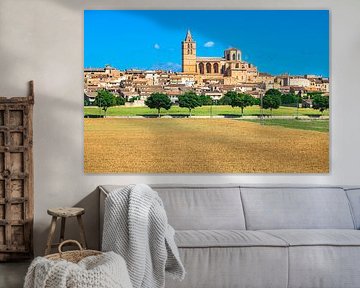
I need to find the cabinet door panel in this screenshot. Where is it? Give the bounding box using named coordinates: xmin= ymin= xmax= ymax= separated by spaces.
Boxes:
xmin=0 ymin=93 xmax=33 ymax=262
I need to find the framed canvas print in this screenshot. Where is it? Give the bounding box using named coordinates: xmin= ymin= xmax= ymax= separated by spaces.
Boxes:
xmin=84 ymin=10 xmax=329 ymax=173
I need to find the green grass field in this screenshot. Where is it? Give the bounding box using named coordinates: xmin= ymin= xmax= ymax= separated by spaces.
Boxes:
xmin=244 ymin=119 xmax=329 ymax=132
xmin=84 ymin=105 xmax=329 ymax=117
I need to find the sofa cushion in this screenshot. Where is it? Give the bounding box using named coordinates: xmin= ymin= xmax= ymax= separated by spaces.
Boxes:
xmin=259 ymin=230 xmax=360 ymax=288
xmin=154 ymin=186 xmax=246 ymax=230
xmin=262 ymin=229 xmax=360 ymax=246
xmin=166 ymin=246 xmax=288 ymax=288
xmin=175 ymin=230 xmax=288 ymax=248
xmin=288 ymin=246 xmax=360 ymax=288
xmin=100 ymin=185 xmax=246 ymax=230
xmin=241 ymin=187 xmax=355 ymax=230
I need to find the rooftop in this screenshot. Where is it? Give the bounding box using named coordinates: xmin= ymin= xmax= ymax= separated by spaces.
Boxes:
xmin=184 ymin=30 xmax=193 ymax=42
xmin=84 ymin=68 xmax=106 ymax=72
xmin=197 ymin=57 xmax=224 ymax=61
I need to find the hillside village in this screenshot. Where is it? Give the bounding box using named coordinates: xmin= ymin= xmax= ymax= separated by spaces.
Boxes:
xmin=84 ymin=30 xmax=329 ymax=107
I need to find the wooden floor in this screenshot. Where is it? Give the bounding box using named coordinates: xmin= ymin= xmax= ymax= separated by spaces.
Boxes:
xmin=0 ymin=261 xmax=30 ymax=288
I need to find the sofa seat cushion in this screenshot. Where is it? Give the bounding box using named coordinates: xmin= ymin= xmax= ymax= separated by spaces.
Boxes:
xmin=262 ymin=229 xmax=360 ymax=246
xmin=261 ymin=230 xmax=360 ymax=288
xmin=175 ymin=230 xmax=288 ymax=248
xmin=169 ymin=231 xmax=289 ymax=288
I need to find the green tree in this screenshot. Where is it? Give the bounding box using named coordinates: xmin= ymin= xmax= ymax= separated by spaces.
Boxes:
xmin=128 ymin=96 xmax=140 ymax=103
xmin=312 ymin=94 xmax=329 ymax=113
xmin=307 ymin=92 xmax=324 ymax=99
xmin=251 ymin=97 xmax=260 ymax=106
xmin=296 ymin=95 xmax=302 ymax=107
xmin=199 ymin=94 xmax=213 ymax=106
xmin=94 ymin=89 xmax=116 ymax=117
xmin=145 ymin=93 xmax=172 ymax=117
xmin=84 ymin=97 xmax=91 ymax=107
xmin=115 ymin=96 xmax=125 ymax=106
xmin=219 ymin=91 xmax=237 ymax=105
xmin=281 ymin=93 xmax=298 ymax=106
xmin=231 ymin=93 xmax=255 ymax=116
xmin=178 ymin=91 xmax=202 ymax=117
xmin=262 ymin=89 xmax=282 ymax=115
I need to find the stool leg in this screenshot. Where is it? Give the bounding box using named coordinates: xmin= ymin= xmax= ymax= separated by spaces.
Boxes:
xmin=77 ymin=215 xmax=87 ymax=249
xmin=60 ymin=217 xmax=66 ymax=242
xmin=45 ymin=216 xmax=57 ymax=255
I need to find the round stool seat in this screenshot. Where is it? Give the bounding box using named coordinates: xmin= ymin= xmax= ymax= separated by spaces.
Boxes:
xmin=45 ymin=207 xmax=87 ymax=255
xmin=47 ymin=207 xmax=85 ymax=218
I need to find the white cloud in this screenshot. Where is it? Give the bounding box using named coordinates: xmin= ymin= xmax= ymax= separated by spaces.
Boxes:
xmin=154 ymin=43 xmax=160 ymax=49
xmin=204 ymin=41 xmax=215 ymax=48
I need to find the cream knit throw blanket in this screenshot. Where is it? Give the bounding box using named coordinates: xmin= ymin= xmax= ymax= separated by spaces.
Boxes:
xmin=102 ymin=184 xmax=185 ymax=288
xmin=24 ymin=251 xmax=133 ymax=288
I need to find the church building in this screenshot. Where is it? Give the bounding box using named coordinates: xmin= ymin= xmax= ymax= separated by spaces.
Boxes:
xmin=181 ymin=30 xmax=259 ymax=83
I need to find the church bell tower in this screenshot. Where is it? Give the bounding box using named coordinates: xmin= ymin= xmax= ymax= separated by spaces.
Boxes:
xmin=182 ymin=30 xmax=197 ymax=73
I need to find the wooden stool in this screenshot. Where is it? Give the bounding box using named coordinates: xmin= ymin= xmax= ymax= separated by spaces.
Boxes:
xmin=45 ymin=207 xmax=87 ymax=255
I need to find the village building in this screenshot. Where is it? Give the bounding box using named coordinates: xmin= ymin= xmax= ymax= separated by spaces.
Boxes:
xmin=84 ymin=30 xmax=329 ymax=104
xmin=181 ymin=30 xmax=259 ymax=85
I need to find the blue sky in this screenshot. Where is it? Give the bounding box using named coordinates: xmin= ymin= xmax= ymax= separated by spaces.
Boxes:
xmin=84 ymin=10 xmax=329 ymax=76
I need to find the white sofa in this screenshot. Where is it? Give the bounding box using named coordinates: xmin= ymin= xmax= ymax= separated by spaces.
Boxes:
xmin=100 ymin=185 xmax=360 ymax=288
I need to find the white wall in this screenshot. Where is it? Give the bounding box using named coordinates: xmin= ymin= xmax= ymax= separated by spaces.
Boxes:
xmin=0 ymin=0 xmax=359 ymax=256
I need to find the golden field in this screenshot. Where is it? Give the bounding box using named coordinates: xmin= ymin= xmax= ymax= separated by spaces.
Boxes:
xmin=84 ymin=118 xmax=329 ymax=173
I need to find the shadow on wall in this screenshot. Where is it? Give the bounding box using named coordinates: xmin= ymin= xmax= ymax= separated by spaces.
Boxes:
xmin=37 ymin=187 xmax=100 ymax=256
xmin=35 ymin=0 xmax=269 ymax=58
xmin=72 ymin=187 xmax=101 ymax=250
xmin=0 ymin=42 xmax=33 ymax=95
xmin=30 ymin=83 xmax=85 ymax=255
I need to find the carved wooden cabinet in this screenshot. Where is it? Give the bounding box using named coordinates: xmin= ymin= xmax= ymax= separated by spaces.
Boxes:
xmin=0 ymin=81 xmax=34 ymax=261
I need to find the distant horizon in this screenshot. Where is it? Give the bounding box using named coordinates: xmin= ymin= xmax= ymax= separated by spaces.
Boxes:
xmin=84 ymin=10 xmax=330 ymax=77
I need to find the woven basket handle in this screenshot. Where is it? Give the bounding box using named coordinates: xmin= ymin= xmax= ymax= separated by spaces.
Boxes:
xmin=58 ymin=240 xmax=83 ymax=255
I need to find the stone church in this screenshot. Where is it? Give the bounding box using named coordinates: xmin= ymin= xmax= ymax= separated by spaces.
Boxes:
xmin=181 ymin=30 xmax=259 ymax=84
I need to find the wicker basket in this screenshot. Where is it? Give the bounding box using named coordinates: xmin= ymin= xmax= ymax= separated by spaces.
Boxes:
xmin=45 ymin=240 xmax=102 ymax=263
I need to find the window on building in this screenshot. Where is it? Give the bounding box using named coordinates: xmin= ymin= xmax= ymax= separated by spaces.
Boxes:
xmin=206 ymin=63 xmax=212 ymax=74
xmin=232 ymin=54 xmax=236 ymax=60
xmin=199 ymin=63 xmax=204 ymax=74
xmin=236 ymin=63 xmax=239 ymax=68
xmin=214 ymin=63 xmax=219 ymax=73
xmin=227 ymin=54 xmax=230 ymax=60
